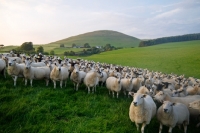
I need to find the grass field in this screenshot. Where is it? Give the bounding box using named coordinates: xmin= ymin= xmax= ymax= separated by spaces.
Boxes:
xmin=80 ymin=40 xmax=200 ymax=78
xmin=0 ymin=76 xmax=199 ymax=133
xmin=0 ymin=40 xmax=200 ymax=133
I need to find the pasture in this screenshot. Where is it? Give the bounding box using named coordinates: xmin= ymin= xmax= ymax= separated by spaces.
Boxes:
xmin=81 ymin=40 xmax=200 ymax=78
xmin=0 ymin=75 xmax=199 ymax=133
xmin=0 ymin=40 xmax=200 ymax=132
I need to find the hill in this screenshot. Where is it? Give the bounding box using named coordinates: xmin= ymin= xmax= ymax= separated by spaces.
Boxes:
xmin=48 ymin=30 xmax=141 ymax=48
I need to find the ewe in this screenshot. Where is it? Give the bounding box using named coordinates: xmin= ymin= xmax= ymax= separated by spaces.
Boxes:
xmin=157 ymin=101 xmax=189 ymax=133
xmin=129 ymin=92 xmax=156 ymax=133
xmin=24 ymin=61 xmax=50 ymax=87
xmin=106 ymin=76 xmax=122 ymax=98
xmin=50 ymin=63 xmax=69 ymax=89
xmin=7 ymin=58 xmax=25 ymax=86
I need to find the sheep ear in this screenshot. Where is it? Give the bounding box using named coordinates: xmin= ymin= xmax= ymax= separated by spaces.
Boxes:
xmin=171 ymin=103 xmax=176 ymax=106
xmin=142 ymin=94 xmax=147 ymax=98
xmin=54 ymin=63 xmax=57 ymax=66
xmin=128 ymin=92 xmax=134 ymax=96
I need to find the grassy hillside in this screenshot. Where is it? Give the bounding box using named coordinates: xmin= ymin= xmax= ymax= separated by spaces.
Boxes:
xmin=48 ymin=30 xmax=141 ymax=48
xmin=80 ymin=40 xmax=200 ymax=78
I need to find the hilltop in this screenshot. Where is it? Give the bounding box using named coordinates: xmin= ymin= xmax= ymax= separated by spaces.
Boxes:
xmin=47 ymin=30 xmax=141 ymax=48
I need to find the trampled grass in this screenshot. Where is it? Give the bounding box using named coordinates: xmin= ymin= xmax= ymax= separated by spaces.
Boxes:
xmin=81 ymin=40 xmax=200 ymax=78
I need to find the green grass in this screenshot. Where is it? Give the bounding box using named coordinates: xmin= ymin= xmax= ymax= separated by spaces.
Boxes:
xmin=0 ymin=75 xmax=199 ymax=133
xmin=80 ymin=40 xmax=200 ymax=78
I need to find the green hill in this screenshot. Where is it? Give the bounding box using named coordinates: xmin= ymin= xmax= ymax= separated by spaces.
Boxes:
xmin=48 ymin=30 xmax=141 ymax=48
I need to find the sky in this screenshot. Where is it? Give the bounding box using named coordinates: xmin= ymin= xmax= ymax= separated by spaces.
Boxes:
xmin=0 ymin=0 xmax=200 ymax=46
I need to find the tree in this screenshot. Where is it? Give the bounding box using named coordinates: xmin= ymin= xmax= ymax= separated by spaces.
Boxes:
xmin=20 ymin=42 xmax=34 ymax=51
xmin=84 ymin=43 xmax=91 ymax=48
xmin=50 ymin=50 xmax=55 ymax=55
xmin=60 ymin=44 xmax=64 ymax=47
xmin=72 ymin=43 xmax=76 ymax=48
xmin=36 ymin=46 xmax=44 ymax=53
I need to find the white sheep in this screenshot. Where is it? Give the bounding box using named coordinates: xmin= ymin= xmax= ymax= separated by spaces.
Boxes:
xmin=157 ymin=101 xmax=189 ymax=133
xmin=121 ymin=75 xmax=134 ymax=96
xmin=132 ymin=77 xmax=143 ymax=92
xmin=70 ymin=66 xmax=86 ymax=91
xmin=7 ymin=58 xmax=25 ymax=86
xmin=23 ymin=61 xmax=50 ymax=87
xmin=3 ymin=56 xmax=23 ymax=66
xmin=129 ymin=92 xmax=157 ymax=133
xmin=153 ymin=91 xmax=200 ymax=116
xmin=50 ymin=63 xmax=69 ymax=89
xmin=0 ymin=59 xmax=6 ymax=78
xmin=137 ymin=86 xmax=151 ymax=95
xmin=106 ymin=76 xmax=122 ymax=98
xmin=84 ymin=71 xmax=100 ymax=94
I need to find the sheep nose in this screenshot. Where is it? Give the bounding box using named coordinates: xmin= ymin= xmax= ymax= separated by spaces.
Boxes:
xmin=164 ymin=109 xmax=168 ymax=112
xmin=133 ymin=102 xmax=137 ymax=106
xmin=9 ymin=63 xmax=11 ymax=66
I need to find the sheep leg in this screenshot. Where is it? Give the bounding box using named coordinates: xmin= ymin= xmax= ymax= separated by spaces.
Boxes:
xmin=53 ymin=80 xmax=56 ymax=89
xmin=183 ymin=123 xmax=187 ymax=133
xmin=76 ymin=83 xmax=79 ymax=91
xmin=116 ymin=92 xmax=119 ymax=98
xmin=73 ymin=83 xmax=76 ymax=90
xmin=87 ymin=86 xmax=90 ymax=94
xmin=168 ymin=127 xmax=173 ymax=133
xmin=30 ymin=79 xmax=33 ymax=87
xmin=141 ymin=122 xmax=146 ymax=133
xmin=46 ymin=79 xmax=49 ymax=86
xmin=60 ymin=81 xmax=63 ymax=88
xmin=25 ymin=79 xmax=27 ymax=86
xmin=14 ymin=76 xmax=18 ymax=87
xmin=112 ymin=91 xmax=115 ymax=98
xmin=159 ymin=123 xmax=163 ymax=133
xmin=135 ymin=123 xmax=139 ymax=131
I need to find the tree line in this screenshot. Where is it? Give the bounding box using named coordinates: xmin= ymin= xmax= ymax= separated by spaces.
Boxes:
xmin=64 ymin=44 xmax=122 ymax=56
xmin=139 ymin=33 xmax=200 ymax=47
xmin=11 ymin=42 xmax=54 ymax=55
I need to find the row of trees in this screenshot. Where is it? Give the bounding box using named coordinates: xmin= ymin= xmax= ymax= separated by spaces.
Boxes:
xmin=64 ymin=44 xmax=122 ymax=56
xmin=60 ymin=43 xmax=92 ymax=48
xmin=139 ymin=33 xmax=200 ymax=47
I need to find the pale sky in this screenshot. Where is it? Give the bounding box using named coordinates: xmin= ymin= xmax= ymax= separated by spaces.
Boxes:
xmin=0 ymin=0 xmax=200 ymax=46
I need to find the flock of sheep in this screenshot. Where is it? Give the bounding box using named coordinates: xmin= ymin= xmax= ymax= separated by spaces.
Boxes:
xmin=0 ymin=51 xmax=200 ymax=133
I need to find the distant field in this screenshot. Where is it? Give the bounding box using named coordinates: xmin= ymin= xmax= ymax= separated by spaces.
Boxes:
xmin=80 ymin=40 xmax=200 ymax=78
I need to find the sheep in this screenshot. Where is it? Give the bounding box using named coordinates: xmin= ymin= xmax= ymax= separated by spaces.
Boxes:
xmin=153 ymin=91 xmax=200 ymax=116
xmin=23 ymin=61 xmax=50 ymax=87
xmin=137 ymin=86 xmax=151 ymax=95
xmin=0 ymin=59 xmax=6 ymax=78
xmin=50 ymin=63 xmax=69 ymax=89
xmin=3 ymin=56 xmax=23 ymax=66
xmin=189 ymin=100 xmax=200 ymax=127
xmin=189 ymin=100 xmax=200 ymax=111
xmin=98 ymin=68 xmax=108 ymax=86
xmin=84 ymin=71 xmax=100 ymax=94
xmin=157 ymin=101 xmax=189 ymax=133
xmin=106 ymin=76 xmax=122 ymax=98
xmin=70 ymin=66 xmax=86 ymax=91
xmin=7 ymin=58 xmax=25 ymax=86
xmin=121 ymin=75 xmax=134 ymax=96
xmin=129 ymin=92 xmax=157 ymax=133
xmin=179 ymin=83 xmax=200 ymax=96
xmin=25 ymin=59 xmax=46 ymax=67
xmin=132 ymin=77 xmax=143 ymax=92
